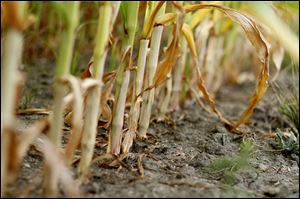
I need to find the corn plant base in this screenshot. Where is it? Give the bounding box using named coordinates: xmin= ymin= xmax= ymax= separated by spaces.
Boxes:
xmin=9 ymin=79 xmax=299 ymax=198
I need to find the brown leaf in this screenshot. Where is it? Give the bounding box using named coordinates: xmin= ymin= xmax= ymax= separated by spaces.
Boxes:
xmin=182 ymin=22 xmax=231 ymax=126
xmin=61 ymin=76 xmax=84 ymax=166
xmin=80 ymin=59 xmax=94 ymax=79
xmin=99 ymin=71 xmax=116 ymax=128
xmin=125 ymin=83 xmax=134 ymax=107
xmin=121 ymin=129 xmax=135 ymax=154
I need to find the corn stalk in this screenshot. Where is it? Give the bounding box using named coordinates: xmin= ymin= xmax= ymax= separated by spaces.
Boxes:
xmin=43 ymin=2 xmax=80 ymax=197
xmin=79 ymin=1 xmax=115 ymax=178
xmin=170 ymin=36 xmax=187 ymax=110
xmin=108 ymin=1 xmax=140 ymax=155
xmin=138 ymin=3 xmax=166 ymax=138
xmin=122 ymin=1 xmax=155 ymax=153
xmin=1 ymin=2 xmax=28 ymax=197
xmin=138 ymin=26 xmax=164 ymax=137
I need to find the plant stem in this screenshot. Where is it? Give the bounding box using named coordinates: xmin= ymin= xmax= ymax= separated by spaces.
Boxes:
xmin=122 ymin=39 xmax=149 ymax=153
xmin=108 ymin=1 xmax=140 ymax=155
xmin=44 ymin=2 xmax=79 ymax=197
xmin=137 ymin=0 xmax=167 ymax=136
xmin=79 ymin=1 xmax=113 ymax=178
xmin=1 ymin=2 xmax=28 ymax=196
xmin=156 ymin=2 xmax=178 ymax=119
xmin=1 ymin=28 xmax=24 ymax=198
xmin=122 ymin=2 xmax=157 ymax=153
xmin=157 ymin=74 xmax=172 ymax=120
xmin=138 ymin=25 xmax=164 ymax=138
xmin=137 ymin=2 xmax=166 ymax=139
xmin=171 ymin=37 xmax=187 ymax=110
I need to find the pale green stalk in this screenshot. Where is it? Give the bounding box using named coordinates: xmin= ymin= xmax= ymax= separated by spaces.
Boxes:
xmin=138 ymin=3 xmax=166 ymax=138
xmin=79 ymin=1 xmax=113 ymax=178
xmin=49 ymin=1 xmax=80 ymax=148
xmin=108 ymin=2 xmax=140 ymax=155
xmin=44 ymin=2 xmax=79 ymax=197
xmin=122 ymin=2 xmax=155 ymax=153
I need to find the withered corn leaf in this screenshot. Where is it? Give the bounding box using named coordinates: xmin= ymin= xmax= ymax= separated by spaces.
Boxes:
xmin=184 ymin=4 xmax=270 ymax=129
xmin=62 ymin=76 xmax=83 ymax=165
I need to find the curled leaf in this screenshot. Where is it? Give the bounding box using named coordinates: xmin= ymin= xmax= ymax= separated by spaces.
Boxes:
xmin=80 ymin=59 xmax=94 ymax=79
xmin=184 ymin=4 xmax=270 ymax=129
xmin=182 ymin=23 xmax=197 ymax=58
xmin=122 ymin=129 xmax=135 ymax=154
xmin=79 ymin=59 xmax=116 ymax=129
xmin=99 ymin=71 xmax=116 ymax=129
xmin=61 ymin=76 xmax=84 ymax=166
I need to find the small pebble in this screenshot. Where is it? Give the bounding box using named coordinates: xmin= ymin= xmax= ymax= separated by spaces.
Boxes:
xmin=24 ymin=163 xmax=31 ymax=168
xmin=258 ymin=164 xmax=268 ymax=172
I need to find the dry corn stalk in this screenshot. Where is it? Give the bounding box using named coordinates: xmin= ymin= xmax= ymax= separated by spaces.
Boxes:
xmin=1 ymin=2 xmax=28 ymax=196
xmin=37 ymin=136 xmax=80 ymax=197
xmin=156 ymin=2 xmax=181 ymax=120
xmin=170 ymin=36 xmax=187 ymax=111
xmin=138 ymin=25 xmax=165 ymax=138
xmin=122 ymin=39 xmax=149 ymax=153
xmin=138 ymin=2 xmax=187 ymax=137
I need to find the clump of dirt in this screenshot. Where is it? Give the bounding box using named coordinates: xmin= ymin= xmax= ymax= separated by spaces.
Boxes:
xmin=6 ymin=62 xmax=299 ymax=198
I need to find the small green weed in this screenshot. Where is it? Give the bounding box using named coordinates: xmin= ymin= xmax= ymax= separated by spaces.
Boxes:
xmin=275 ymin=128 xmax=299 ymax=155
xmin=208 ymin=138 xmax=254 ymax=185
